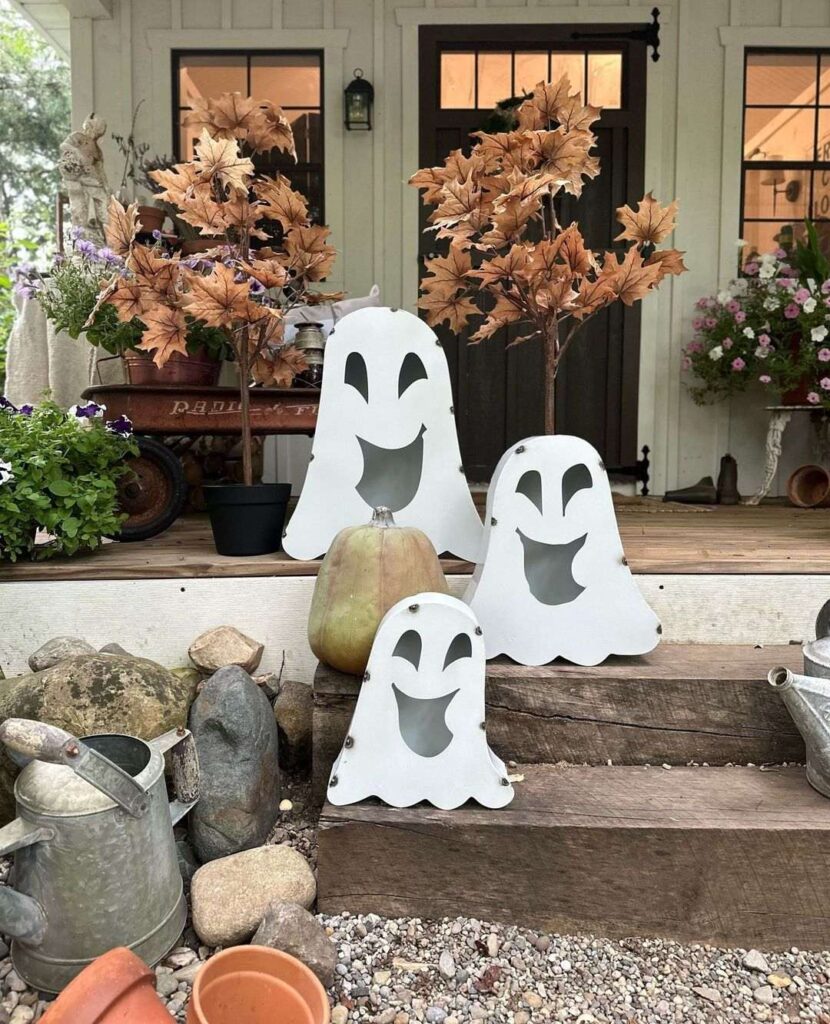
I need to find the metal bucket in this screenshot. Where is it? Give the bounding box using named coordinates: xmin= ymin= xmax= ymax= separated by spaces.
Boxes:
xmin=0 ymin=720 xmax=198 ymax=992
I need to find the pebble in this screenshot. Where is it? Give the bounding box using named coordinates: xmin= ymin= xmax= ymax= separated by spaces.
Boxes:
xmin=280 ymin=799 xmax=293 ymax=811
xmin=439 ymin=951 xmax=455 ymax=978
xmin=754 ymin=985 xmax=775 ymax=1005
xmin=331 ymin=1007 xmax=348 ymax=1024
xmin=743 ymin=949 xmax=771 ymax=973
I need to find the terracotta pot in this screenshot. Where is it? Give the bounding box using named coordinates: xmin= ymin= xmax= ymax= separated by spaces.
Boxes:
xmin=40 ymin=947 xmax=174 ymax=1024
xmin=123 ymin=347 xmax=222 ymax=386
xmin=137 ymin=205 xmax=166 ymax=235
xmin=787 ymin=464 xmax=830 ymax=507
xmin=186 ymin=947 xmax=330 ymax=1024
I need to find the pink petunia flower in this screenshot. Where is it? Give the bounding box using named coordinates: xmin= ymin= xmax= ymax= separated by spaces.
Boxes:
xmin=819 ymin=348 xmax=830 ymax=362
xmin=784 ymin=303 xmax=800 ymax=319
xmin=743 ymin=261 xmax=759 ymax=276
xmin=686 ymin=339 xmax=703 ymax=353
xmin=808 ymin=391 xmax=821 ymax=404
xmin=775 ymin=248 xmax=787 ymax=259
xmin=734 ymin=310 xmax=746 ymax=323
xmin=692 ymin=317 xmax=704 ymax=330
xmin=822 ymin=279 xmax=830 ymax=294
xmin=681 ymin=356 xmax=692 ymax=371
xmin=726 ymin=299 xmax=740 ymax=314
xmin=731 ymin=357 xmax=746 ymax=371
xmin=722 ymin=337 xmax=733 ymax=349
xmin=759 ymin=374 xmax=772 ymax=384
xmin=794 ymin=287 xmax=811 ymax=303
xmin=758 ymin=333 xmax=771 ymax=347
xmin=704 ymin=317 xmax=717 ymax=329
xmin=821 ymin=378 xmax=830 ymax=391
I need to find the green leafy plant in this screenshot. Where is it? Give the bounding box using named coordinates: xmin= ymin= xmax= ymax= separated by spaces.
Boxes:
xmin=0 ymin=398 xmax=137 ymax=561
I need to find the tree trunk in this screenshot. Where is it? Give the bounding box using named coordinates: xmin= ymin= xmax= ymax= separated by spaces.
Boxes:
xmin=543 ymin=321 xmax=558 ymax=435
xmin=238 ymin=329 xmax=253 ymax=487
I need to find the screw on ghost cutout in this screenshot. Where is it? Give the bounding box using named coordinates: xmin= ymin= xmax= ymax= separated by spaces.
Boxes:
xmin=599 ymin=459 xmax=605 ymax=472
xmin=479 ymin=722 xmax=486 ymax=730
xmin=391 ymin=308 xmax=398 ymax=312
xmin=490 ymin=517 xmax=497 ymax=526
xmin=363 ymin=671 xmax=370 ymax=682
xmin=515 ymin=445 xmax=526 ymax=454
xmin=344 ymin=736 xmax=354 ymax=748
xmin=621 ymin=556 xmax=629 ymax=566
xmin=450 ymin=406 xmax=454 ymax=414
xmin=501 ymin=777 xmax=510 ymax=786
xmin=408 ymin=603 xmax=419 ymax=613
xmin=657 ymin=624 xmax=663 ymax=634
xmin=475 ymin=626 xmax=483 ymax=635
xmin=330 ymin=775 xmax=338 ymax=787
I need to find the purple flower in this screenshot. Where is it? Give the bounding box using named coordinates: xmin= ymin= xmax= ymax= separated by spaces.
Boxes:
xmin=53 ymin=251 xmax=65 ymax=266
xmin=819 ymin=348 xmax=830 ymax=362
xmin=152 ymin=229 xmax=163 ymax=241
xmin=97 ymin=247 xmax=120 ymax=265
xmin=18 ymin=404 xmax=33 ymax=416
xmin=69 ymin=225 xmax=85 ymax=241
xmin=731 ymin=357 xmax=746 ymax=371
xmin=249 ymin=278 xmax=265 ymax=295
xmin=743 ymin=261 xmax=759 ymax=276
xmin=704 ymin=317 xmax=717 ymax=329
xmin=774 ymin=247 xmax=787 ymax=259
xmin=759 ymin=374 xmax=772 ymax=384
xmin=0 ymin=397 xmax=17 ymax=413
xmin=808 ymin=391 xmax=821 ymax=404
xmin=70 ymin=401 xmax=105 ymax=419
xmin=784 ymin=303 xmax=800 ymax=319
xmin=726 ymin=299 xmax=740 ymax=314
xmin=0 ymin=460 xmax=13 ymax=486
xmin=734 ymin=310 xmax=746 ymax=323
xmin=75 ymin=238 xmax=96 ymax=257
xmin=822 ymin=279 xmax=830 ymax=295
xmin=105 ymin=414 xmax=133 ymax=436
xmin=13 ymin=283 xmax=33 ymax=299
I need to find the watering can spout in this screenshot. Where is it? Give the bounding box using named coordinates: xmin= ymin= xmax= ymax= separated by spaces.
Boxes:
xmin=768 ymin=666 xmax=830 ymax=797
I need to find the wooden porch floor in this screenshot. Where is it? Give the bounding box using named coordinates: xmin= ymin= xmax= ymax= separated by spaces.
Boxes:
xmin=2 ymin=501 xmax=830 ymax=581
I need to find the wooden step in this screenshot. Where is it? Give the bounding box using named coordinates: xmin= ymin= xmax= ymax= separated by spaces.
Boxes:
xmin=318 ymin=764 xmax=830 ymax=949
xmin=312 ymin=644 xmax=805 ymax=802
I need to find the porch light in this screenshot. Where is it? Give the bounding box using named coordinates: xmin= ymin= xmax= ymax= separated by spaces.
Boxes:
xmin=345 ymin=69 xmax=374 ymax=130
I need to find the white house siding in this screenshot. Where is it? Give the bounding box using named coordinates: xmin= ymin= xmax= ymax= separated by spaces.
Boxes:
xmin=67 ymin=0 xmax=830 ymax=496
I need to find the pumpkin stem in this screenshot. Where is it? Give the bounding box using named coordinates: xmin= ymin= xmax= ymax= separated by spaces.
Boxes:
xmin=371 ymin=506 xmax=396 ymax=528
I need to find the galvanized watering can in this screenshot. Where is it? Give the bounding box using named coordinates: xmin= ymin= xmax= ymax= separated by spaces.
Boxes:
xmin=0 ymin=719 xmax=199 ymax=993
xmin=769 ymin=598 xmax=830 ymax=799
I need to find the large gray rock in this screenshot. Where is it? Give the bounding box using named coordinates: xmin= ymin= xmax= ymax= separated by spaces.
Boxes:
xmin=191 ymin=845 xmax=316 ymax=946
xmin=28 ymin=636 xmax=96 ymax=672
xmin=274 ymin=680 xmax=312 ymax=771
xmin=188 ymin=666 xmax=280 ymax=862
xmin=252 ymin=901 xmax=337 ymax=986
xmin=0 ymin=655 xmax=198 ymax=824
xmin=188 ymin=626 xmax=264 ymax=675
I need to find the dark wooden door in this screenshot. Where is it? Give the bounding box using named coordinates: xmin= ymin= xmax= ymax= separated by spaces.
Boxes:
xmin=418 ymin=26 xmax=647 ymax=481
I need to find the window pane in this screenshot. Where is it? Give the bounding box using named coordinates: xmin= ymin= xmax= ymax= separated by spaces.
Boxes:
xmin=550 ymin=52 xmax=584 ymax=99
xmin=820 ymin=55 xmax=830 ymax=102
xmin=250 ymin=55 xmax=321 ymax=108
xmin=817 ymin=108 xmax=830 ymax=162
xmin=477 ymin=52 xmax=512 ymax=109
xmin=285 ymin=109 xmax=322 ymax=163
xmin=588 ymin=52 xmax=622 ymax=109
xmin=441 ymin=52 xmax=475 ymax=109
xmin=746 ymin=52 xmax=816 ymax=106
xmin=744 ymin=167 xmax=809 ymax=220
xmin=813 ymin=169 xmax=830 ymax=220
xmin=179 ymin=124 xmax=201 ymax=161
xmin=743 ymin=220 xmax=804 ymax=258
xmin=179 ymin=56 xmax=246 ymax=107
xmin=514 ymin=52 xmax=549 ymax=97
xmin=744 ymin=106 xmax=816 ymax=160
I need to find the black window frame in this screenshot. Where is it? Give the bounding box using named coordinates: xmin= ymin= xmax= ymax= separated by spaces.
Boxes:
xmin=171 ymin=48 xmax=325 ymax=223
xmin=740 ymin=46 xmax=830 ymax=255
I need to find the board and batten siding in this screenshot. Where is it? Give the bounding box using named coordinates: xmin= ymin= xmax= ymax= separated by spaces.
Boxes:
xmin=68 ymin=0 xmax=830 ymax=496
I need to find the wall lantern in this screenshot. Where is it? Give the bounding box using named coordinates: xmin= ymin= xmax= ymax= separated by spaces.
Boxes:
xmin=344 ymin=68 xmax=374 ymax=130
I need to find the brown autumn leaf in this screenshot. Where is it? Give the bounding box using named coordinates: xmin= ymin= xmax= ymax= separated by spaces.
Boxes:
xmin=149 ymin=162 xmax=201 ymax=205
xmin=544 ymin=223 xmax=597 ymax=278
xmin=106 ymin=280 xmax=152 ymax=323
xmin=468 ymin=245 xmax=531 ymax=287
xmin=516 ymin=75 xmax=574 ymax=130
xmin=104 ymin=197 xmax=138 ymax=257
xmin=136 ymin=305 xmax=189 ymax=367
xmin=284 ymin=225 xmax=337 ymax=282
xmin=175 ymin=184 xmax=229 ymax=236
xmin=194 ymin=129 xmax=255 ymax=194
xmin=599 ymin=246 xmax=662 ymax=305
xmin=255 ymin=176 xmax=309 ymax=231
xmin=472 ymin=130 xmax=531 ymax=170
xmin=469 ymin=293 xmax=525 ymax=342
xmin=209 ymin=92 xmax=263 ymax=139
xmin=555 ymin=94 xmax=602 ymax=133
xmin=535 ymin=275 xmax=579 ymax=313
xmin=127 ymin=245 xmax=179 ymax=300
xmin=409 ymin=150 xmax=489 ymax=204
xmin=419 ymin=289 xmax=478 ymax=332
xmin=303 ymin=289 xmax=347 ymax=304
xmin=479 ymin=194 xmax=538 ymax=247
xmin=247 ymin=102 xmax=296 ymax=158
xmin=253 ymin=343 xmax=308 ymax=387
xmin=431 ymin=175 xmax=487 ymax=231
xmin=240 ymin=257 xmax=289 ymax=290
xmin=570 ymin=275 xmax=615 ymax=320
xmin=615 ymin=191 xmax=679 ymax=246
xmin=645 ymin=247 xmax=688 ymax=281
xmin=528 ymin=128 xmax=597 ymax=196
xmin=421 ymin=245 xmax=473 ymax=298
xmin=181 ymin=97 xmax=215 ymax=138
xmin=182 ymin=263 xmax=251 ymax=327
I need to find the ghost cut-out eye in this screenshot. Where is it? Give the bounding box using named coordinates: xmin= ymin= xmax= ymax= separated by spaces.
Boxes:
xmin=345 ymin=351 xmax=369 ymax=401
xmin=398 ymin=352 xmax=428 ymax=397
xmin=392 ymin=629 xmax=422 ymax=668
xmin=443 ymin=632 xmax=472 ymax=669
xmin=562 ymin=463 xmax=593 ymax=513
xmin=515 ymin=469 xmax=543 ymax=513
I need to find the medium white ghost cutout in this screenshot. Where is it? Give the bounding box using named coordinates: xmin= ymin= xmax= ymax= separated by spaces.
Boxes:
xmin=464 ymin=435 xmax=661 ymax=666
xmin=282 ymin=306 xmax=483 ymax=560
xmin=327 ymin=592 xmax=514 ymax=810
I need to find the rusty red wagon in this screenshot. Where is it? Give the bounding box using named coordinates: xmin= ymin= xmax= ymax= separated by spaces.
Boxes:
xmin=82 ymin=385 xmax=319 ymax=541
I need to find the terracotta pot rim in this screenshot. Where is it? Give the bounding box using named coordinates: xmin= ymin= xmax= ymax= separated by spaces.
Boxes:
xmin=787 ymin=463 xmax=830 ymax=507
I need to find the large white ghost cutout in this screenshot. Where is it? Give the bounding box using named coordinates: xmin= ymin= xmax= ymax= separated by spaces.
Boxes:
xmin=327 ymin=592 xmax=514 ymax=810
xmin=282 ymin=307 xmax=483 ymax=561
xmin=464 ymin=435 xmax=661 ymax=666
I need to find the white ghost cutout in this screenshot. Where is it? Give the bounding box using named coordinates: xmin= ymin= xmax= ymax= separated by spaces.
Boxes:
xmin=327 ymin=592 xmax=514 ymax=810
xmin=464 ymin=435 xmax=661 ymax=666
xmin=282 ymin=307 xmax=484 ymax=560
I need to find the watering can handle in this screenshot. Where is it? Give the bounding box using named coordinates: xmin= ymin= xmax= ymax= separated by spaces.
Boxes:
xmin=0 ymin=720 xmax=76 ymax=763
xmin=149 ymin=728 xmax=199 ymax=825
xmin=817 ymin=600 xmax=830 ymax=641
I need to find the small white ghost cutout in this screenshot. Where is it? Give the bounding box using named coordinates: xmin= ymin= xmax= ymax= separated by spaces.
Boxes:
xmin=282 ymin=306 xmax=483 ymax=561
xmin=327 ymin=592 xmax=514 ymax=810
xmin=464 ymin=435 xmax=661 ymax=666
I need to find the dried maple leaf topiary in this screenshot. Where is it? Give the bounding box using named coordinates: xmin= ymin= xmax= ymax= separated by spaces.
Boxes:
xmin=410 ymin=74 xmax=687 ymax=433
xmin=95 ymin=92 xmax=338 ymax=486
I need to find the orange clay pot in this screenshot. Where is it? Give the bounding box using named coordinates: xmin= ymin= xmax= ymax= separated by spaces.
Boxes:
xmin=186 ymin=946 xmax=330 ymax=1024
xmin=40 ymin=947 xmax=175 ymax=1024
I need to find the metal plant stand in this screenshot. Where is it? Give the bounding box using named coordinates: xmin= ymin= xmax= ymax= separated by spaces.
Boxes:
xmin=745 ymin=405 xmax=830 ymax=505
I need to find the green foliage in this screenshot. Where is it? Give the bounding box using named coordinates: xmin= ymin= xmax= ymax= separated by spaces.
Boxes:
xmin=0 ymin=400 xmax=137 ymax=562
xmin=789 ymin=219 xmax=830 ymax=285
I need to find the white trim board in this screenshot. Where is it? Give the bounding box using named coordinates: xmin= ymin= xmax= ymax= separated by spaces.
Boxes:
xmin=0 ymin=573 xmax=822 ymax=681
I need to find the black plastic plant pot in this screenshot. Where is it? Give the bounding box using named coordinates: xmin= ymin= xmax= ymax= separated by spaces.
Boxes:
xmin=204 ymin=483 xmax=291 ymax=557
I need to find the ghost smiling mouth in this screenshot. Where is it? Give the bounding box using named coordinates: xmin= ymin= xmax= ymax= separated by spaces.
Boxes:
xmin=516 ymin=529 xmax=586 ymax=606
xmin=355 ymin=424 xmax=426 ymax=512
xmin=392 ymin=683 xmax=458 ymax=758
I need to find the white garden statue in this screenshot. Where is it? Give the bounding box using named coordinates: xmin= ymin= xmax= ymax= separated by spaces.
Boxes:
xmin=58 ymin=115 xmax=111 ymax=245
xmin=282 ymin=306 xmax=484 ymax=561
xmin=464 ymin=434 xmax=661 ymax=666
xmin=327 ymin=592 xmax=514 ymax=810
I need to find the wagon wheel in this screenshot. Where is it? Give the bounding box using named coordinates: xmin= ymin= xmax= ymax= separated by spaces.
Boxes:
xmin=116 ymin=437 xmax=187 ymax=542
